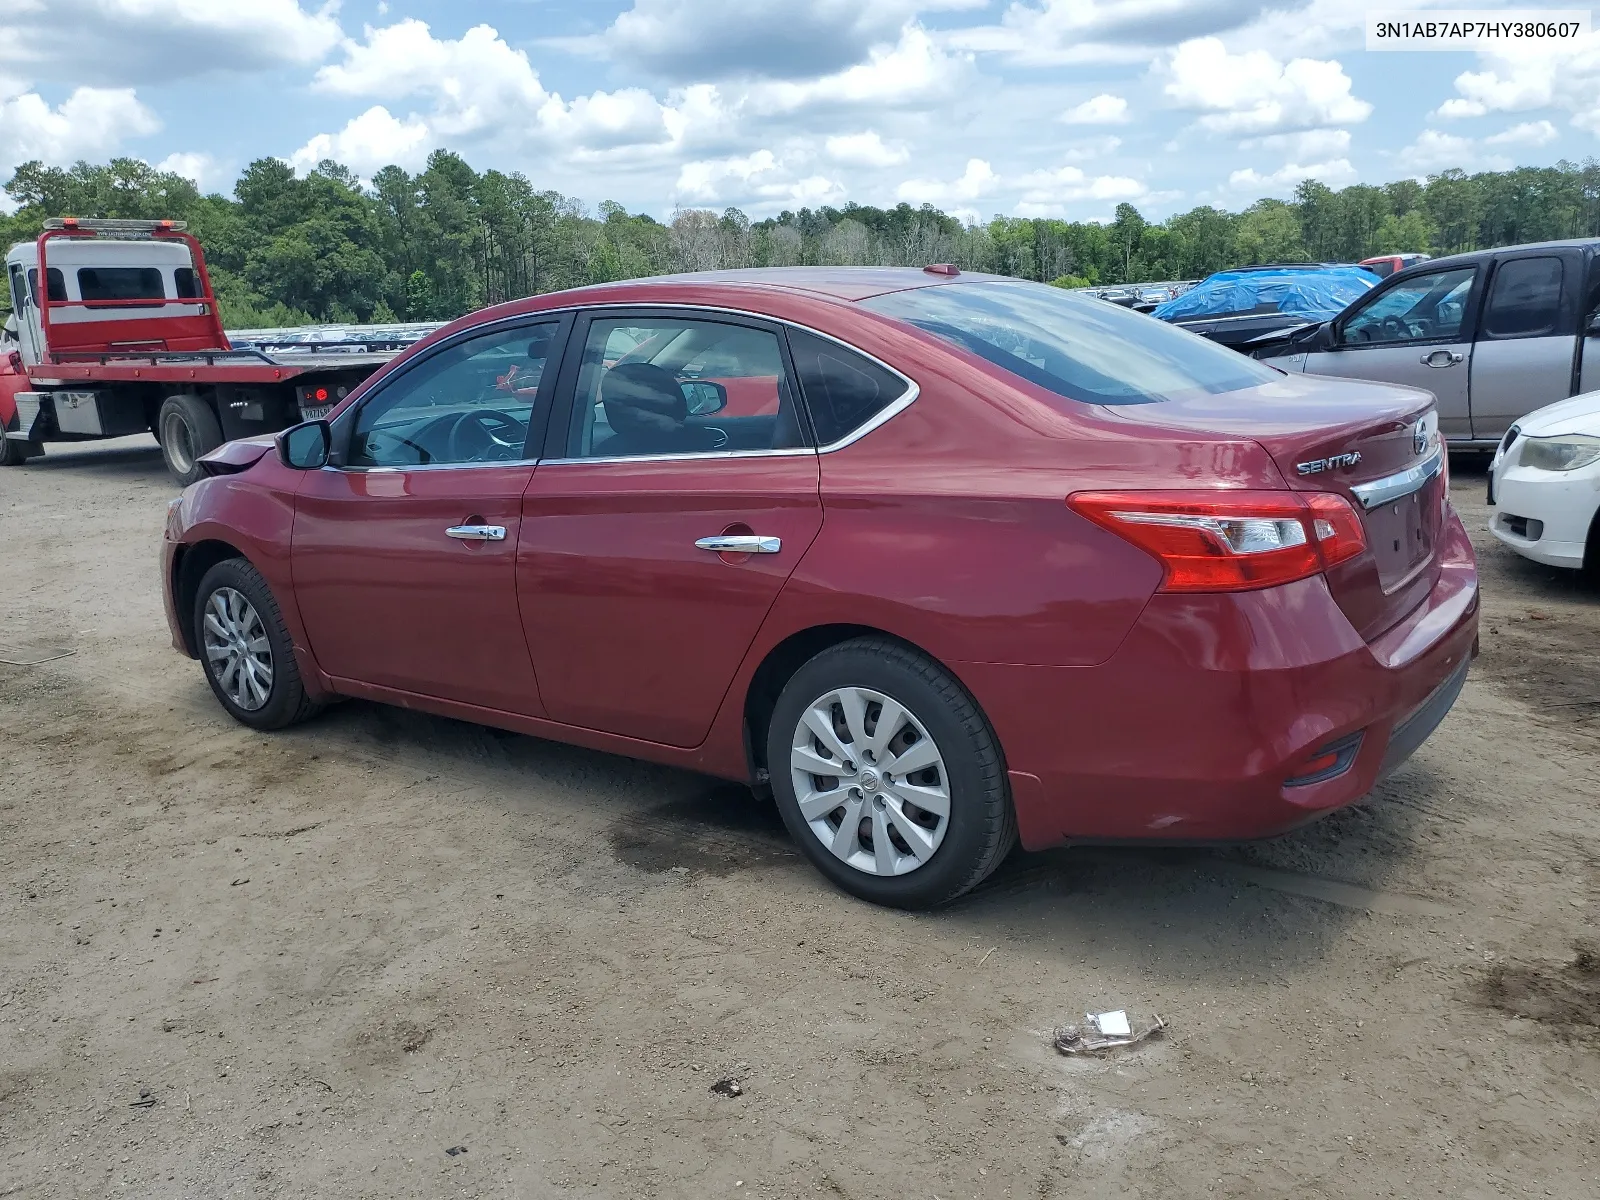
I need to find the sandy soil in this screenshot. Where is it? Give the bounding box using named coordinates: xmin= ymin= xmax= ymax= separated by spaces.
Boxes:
xmin=1 ymin=437 xmax=1597 ymax=1199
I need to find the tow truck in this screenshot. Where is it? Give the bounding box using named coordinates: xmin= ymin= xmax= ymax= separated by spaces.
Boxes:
xmin=2 ymin=218 xmax=419 ymax=484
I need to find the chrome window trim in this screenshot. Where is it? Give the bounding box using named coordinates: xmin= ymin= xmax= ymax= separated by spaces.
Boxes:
xmin=436 ymin=300 xmax=921 ymax=459
xmin=328 ymin=457 xmax=541 ymax=474
xmin=1349 ymin=447 xmax=1445 ymax=510
xmin=540 ymin=447 xmax=818 ymax=467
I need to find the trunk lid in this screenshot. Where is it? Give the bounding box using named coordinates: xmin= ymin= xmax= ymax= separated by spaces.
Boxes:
xmin=1104 ymin=372 xmax=1444 ymax=641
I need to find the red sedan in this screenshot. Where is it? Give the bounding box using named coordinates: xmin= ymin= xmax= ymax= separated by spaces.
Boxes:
xmin=162 ymin=268 xmax=1478 ymax=908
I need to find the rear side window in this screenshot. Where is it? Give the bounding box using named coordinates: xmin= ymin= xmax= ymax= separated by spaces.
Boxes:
xmin=77 ymin=267 xmax=165 ymax=309
xmin=1482 ymin=256 xmax=1566 ymax=339
xmin=174 ymin=267 xmax=201 ymax=299
xmin=786 ymin=329 xmax=910 ymax=445
xmin=26 ymin=268 xmax=67 ymax=303
xmin=862 ymin=279 xmax=1275 ymax=405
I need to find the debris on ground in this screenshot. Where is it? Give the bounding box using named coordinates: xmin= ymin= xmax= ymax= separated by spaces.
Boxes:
xmin=1053 ymin=1011 xmax=1166 ymax=1055
xmin=709 ymin=1077 xmax=743 ymax=1097
xmin=129 ymin=1087 xmax=156 ymax=1108
xmin=445 ymin=1145 xmax=468 ymax=1157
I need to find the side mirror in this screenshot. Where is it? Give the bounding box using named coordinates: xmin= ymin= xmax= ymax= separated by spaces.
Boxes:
xmin=1587 ymin=312 xmax=1600 ymax=336
xmin=279 ymin=420 xmax=330 ymax=470
xmin=681 ymin=379 xmax=728 ymax=416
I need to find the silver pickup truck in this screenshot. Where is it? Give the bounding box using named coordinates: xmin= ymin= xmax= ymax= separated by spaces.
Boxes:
xmin=1262 ymin=239 xmax=1600 ymax=449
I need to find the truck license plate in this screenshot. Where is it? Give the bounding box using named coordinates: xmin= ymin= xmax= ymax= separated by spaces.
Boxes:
xmin=299 ymin=404 xmax=333 ymax=421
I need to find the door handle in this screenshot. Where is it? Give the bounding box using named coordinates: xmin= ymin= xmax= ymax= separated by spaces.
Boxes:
xmin=1420 ymin=349 xmax=1463 ymax=367
xmin=695 ymin=534 xmax=782 ymax=554
xmin=446 ymin=524 xmax=506 ymax=541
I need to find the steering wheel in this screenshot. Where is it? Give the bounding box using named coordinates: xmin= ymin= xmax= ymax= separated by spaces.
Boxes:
xmin=446 ymin=409 xmax=526 ymax=462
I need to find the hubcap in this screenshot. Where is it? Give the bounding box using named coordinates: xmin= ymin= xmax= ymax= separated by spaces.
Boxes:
xmin=202 ymin=587 xmax=274 ymax=712
xmin=789 ymin=686 xmax=951 ymax=877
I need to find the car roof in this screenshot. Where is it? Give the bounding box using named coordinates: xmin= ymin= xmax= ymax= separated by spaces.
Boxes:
xmin=1413 ymin=238 xmax=1600 ymax=273
xmin=573 ymin=266 xmax=1018 ymax=302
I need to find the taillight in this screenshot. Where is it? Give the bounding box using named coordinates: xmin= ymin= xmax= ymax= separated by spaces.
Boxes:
xmin=1305 ymin=492 xmax=1364 ymax=566
xmin=1068 ymin=490 xmax=1367 ymax=593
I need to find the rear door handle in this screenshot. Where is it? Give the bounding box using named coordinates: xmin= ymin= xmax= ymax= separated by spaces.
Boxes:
xmin=1421 ymin=349 xmax=1463 ymax=367
xmin=446 ymin=524 xmax=506 ymax=541
xmin=695 ymin=534 xmax=782 ymax=554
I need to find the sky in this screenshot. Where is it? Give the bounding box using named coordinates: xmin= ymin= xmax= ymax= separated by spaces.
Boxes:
xmin=1 ymin=1 xmax=1597 ymax=223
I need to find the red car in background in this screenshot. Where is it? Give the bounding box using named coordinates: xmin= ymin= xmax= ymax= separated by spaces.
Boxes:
xmin=161 ymin=267 xmax=1478 ymax=908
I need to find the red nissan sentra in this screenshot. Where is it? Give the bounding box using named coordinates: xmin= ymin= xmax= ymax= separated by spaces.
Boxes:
xmin=161 ymin=268 xmax=1478 ymax=908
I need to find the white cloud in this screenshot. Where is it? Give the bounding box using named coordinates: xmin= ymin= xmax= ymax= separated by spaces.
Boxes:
xmin=308 ymin=19 xmax=689 ymax=162
xmin=1434 ymin=30 xmax=1600 ymax=132
xmin=1162 ymin=36 xmax=1372 ymax=135
xmin=0 ymin=86 xmax=159 ymax=172
xmin=0 ymin=0 xmax=340 ymax=86
xmin=1483 ymin=120 xmax=1559 ymax=147
xmin=1060 ymin=135 xmax=1124 ymax=161
xmin=897 ymin=157 xmax=1000 ymax=206
xmin=745 ymin=24 xmax=974 ymax=114
xmin=1239 ymin=128 xmax=1351 ymax=160
xmin=1228 ymin=158 xmax=1357 ymax=191
xmin=1395 ymin=129 xmax=1476 ymax=171
xmin=1061 ymin=93 xmax=1129 ymax=125
xmin=154 ymin=151 xmax=222 ymax=191
xmin=1013 ymin=162 xmax=1147 ymax=216
xmin=290 ymin=107 xmax=432 ymax=176
xmin=952 ymin=0 xmax=1274 ymax=67
xmin=575 ymin=0 xmax=984 ymax=81
xmin=824 ymin=131 xmax=910 ymax=166
xmin=674 ymin=149 xmax=845 ymax=211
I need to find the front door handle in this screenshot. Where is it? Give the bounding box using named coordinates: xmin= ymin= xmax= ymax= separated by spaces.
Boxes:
xmin=446 ymin=524 xmax=506 ymax=541
xmin=1421 ymin=349 xmax=1463 ymax=367
xmin=695 ymin=534 xmax=782 ymax=554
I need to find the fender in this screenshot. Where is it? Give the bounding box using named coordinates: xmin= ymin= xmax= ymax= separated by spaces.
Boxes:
xmin=168 ymin=454 xmax=338 ymax=702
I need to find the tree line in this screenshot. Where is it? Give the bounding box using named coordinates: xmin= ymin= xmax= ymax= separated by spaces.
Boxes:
xmin=4 ymin=151 xmax=1600 ymax=328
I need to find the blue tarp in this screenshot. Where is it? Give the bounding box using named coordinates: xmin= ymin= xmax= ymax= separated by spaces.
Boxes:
xmin=1150 ymin=266 xmax=1380 ymax=323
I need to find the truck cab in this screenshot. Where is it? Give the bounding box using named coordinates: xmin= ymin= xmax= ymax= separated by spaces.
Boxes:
xmin=2 ymin=217 xmax=414 ymax=484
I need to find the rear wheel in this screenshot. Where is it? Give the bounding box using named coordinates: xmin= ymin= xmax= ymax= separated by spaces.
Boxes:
xmin=158 ymin=394 xmax=223 ymax=486
xmin=767 ymin=637 xmax=1016 ymax=909
xmin=194 ymin=558 xmax=321 ymax=730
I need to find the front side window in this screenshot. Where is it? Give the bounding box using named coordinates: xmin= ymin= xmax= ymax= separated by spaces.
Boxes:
xmin=1340 ymin=267 xmax=1476 ymax=345
xmin=76 ymin=267 xmax=165 ymax=309
xmin=564 ymin=317 xmax=806 ymax=459
xmin=348 ymin=322 xmax=559 ymax=468
xmin=861 ymin=279 xmax=1276 ymax=406
xmin=1482 ymin=257 xmax=1566 ymax=339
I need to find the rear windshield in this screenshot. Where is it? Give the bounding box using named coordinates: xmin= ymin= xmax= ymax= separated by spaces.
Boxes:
xmin=861 ymin=280 xmax=1276 ymax=405
xmin=77 ymin=267 xmax=165 ymax=308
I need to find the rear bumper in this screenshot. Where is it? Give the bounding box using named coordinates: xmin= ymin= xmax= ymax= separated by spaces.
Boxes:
xmin=960 ymin=508 xmax=1480 ymax=849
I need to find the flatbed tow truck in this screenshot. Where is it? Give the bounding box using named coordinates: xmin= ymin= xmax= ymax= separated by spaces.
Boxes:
xmin=2 ymin=218 xmax=421 ymax=485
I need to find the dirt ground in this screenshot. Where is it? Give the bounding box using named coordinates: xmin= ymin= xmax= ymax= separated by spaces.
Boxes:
xmin=1 ymin=438 xmax=1597 ymax=1199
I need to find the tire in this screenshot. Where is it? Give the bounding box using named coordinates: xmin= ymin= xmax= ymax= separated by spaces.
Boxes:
xmin=0 ymin=435 xmax=31 ymax=466
xmin=158 ymin=394 xmax=223 ymax=487
xmin=767 ymin=636 xmax=1016 ymax=909
xmin=193 ymin=557 xmax=322 ymax=731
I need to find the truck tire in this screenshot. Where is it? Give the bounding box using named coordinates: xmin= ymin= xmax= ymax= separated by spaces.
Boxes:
xmin=158 ymin=394 xmax=223 ymax=487
xmin=0 ymin=435 xmax=35 ymax=466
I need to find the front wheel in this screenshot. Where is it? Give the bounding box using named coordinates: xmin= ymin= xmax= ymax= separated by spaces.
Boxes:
xmin=767 ymin=637 xmax=1016 ymax=909
xmin=158 ymin=394 xmax=223 ymax=486
xmin=194 ymin=558 xmax=322 ymax=730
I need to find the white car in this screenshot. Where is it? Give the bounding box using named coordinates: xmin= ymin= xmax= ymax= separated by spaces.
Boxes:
xmin=1487 ymin=389 xmax=1600 ymax=571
